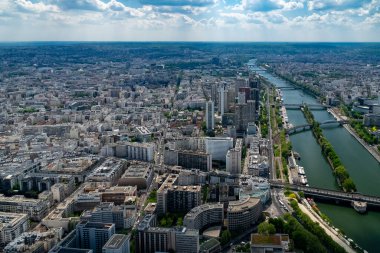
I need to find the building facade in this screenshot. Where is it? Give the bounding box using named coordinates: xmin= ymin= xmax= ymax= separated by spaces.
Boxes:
xmin=0 ymin=195 xmax=49 ymax=221
xmin=205 ymin=100 xmax=215 ymax=130
xmin=0 ymin=212 xmax=29 ymax=248
xmin=102 ymin=234 xmax=130 ymax=253
xmin=227 ymin=197 xmax=262 ymax=231
xmin=183 ymin=203 xmax=224 ymax=231
xmin=76 ymin=222 xmax=115 ymax=253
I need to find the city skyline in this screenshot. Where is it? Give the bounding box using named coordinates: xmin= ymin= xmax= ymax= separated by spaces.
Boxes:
xmin=0 ymin=0 xmax=380 ymax=41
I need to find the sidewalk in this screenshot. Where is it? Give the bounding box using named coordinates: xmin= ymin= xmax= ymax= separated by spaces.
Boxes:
xmin=299 ymin=201 xmax=355 ymax=253
xmin=344 ymin=124 xmax=380 ymax=163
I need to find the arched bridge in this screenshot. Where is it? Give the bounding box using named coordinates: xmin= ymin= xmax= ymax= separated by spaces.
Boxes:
xmin=284 ymin=103 xmax=330 ymax=110
xmin=286 ymin=120 xmax=349 ymax=134
xmin=270 ymin=181 xmax=380 ymax=210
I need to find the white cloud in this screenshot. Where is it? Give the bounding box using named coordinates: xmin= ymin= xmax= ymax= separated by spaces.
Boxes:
xmin=15 ymin=0 xmax=59 ymax=12
xmin=240 ymin=0 xmax=304 ymax=12
xmin=0 ymin=0 xmax=378 ymax=41
xmin=307 ymin=0 xmax=372 ymax=11
xmin=364 ymin=12 xmax=380 ymax=25
xmin=139 ymin=0 xmax=219 ymax=7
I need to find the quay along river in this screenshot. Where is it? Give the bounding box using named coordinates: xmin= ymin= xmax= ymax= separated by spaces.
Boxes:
xmin=249 ymin=59 xmax=380 ymax=252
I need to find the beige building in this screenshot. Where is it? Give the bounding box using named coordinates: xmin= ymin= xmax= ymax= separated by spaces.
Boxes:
xmin=118 ymin=163 xmax=154 ymax=190
xmin=0 ymin=212 xmax=29 ymax=247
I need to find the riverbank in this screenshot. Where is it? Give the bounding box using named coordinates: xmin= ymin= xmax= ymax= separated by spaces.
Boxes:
xmin=298 ymin=200 xmax=356 ymax=253
xmin=328 ymin=108 xmax=380 ymax=163
xmin=302 ymin=106 xmax=356 ymax=192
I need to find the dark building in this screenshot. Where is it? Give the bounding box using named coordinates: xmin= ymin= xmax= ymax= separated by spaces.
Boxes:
xmin=177 ymin=150 xmax=212 ymax=172
xmin=167 ymin=186 xmax=201 ymax=213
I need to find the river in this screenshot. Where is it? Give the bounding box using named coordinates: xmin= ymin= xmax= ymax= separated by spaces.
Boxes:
xmin=249 ymin=60 xmax=380 ymax=252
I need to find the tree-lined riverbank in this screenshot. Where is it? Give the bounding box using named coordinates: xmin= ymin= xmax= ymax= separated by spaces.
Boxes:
xmin=302 ymin=106 xmax=356 ymax=192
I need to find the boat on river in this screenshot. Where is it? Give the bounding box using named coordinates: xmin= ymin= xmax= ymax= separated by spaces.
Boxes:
xmin=351 ymin=201 xmax=367 ymax=213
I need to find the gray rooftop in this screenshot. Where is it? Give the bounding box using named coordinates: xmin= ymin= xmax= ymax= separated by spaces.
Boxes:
xmin=103 ymin=234 xmax=130 ymax=249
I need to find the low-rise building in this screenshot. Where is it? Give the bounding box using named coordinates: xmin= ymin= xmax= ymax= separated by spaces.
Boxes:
xmin=250 ymin=233 xmax=290 ymax=253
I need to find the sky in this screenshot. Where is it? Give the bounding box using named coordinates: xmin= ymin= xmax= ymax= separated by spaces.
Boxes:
xmin=0 ymin=0 xmax=379 ymax=41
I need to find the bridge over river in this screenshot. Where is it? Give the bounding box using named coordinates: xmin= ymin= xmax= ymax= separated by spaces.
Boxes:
xmin=283 ymin=103 xmax=330 ymax=110
xmin=276 ymin=86 xmax=301 ymax=90
xmin=270 ymin=181 xmax=380 ymax=211
xmin=286 ymin=120 xmax=350 ymax=134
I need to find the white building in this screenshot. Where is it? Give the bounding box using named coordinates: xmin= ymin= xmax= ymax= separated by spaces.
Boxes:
xmin=205 ymin=137 xmax=233 ymax=162
xmin=126 ymin=142 xmax=154 ymax=162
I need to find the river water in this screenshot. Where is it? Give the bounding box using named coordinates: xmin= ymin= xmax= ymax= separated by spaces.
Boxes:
xmin=249 ymin=60 xmax=380 ymax=252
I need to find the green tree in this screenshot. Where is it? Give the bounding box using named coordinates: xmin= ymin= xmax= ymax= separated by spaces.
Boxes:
xmin=258 ymin=222 xmax=276 ymax=235
xmin=334 ymin=165 xmax=349 ymax=182
xmin=342 ymin=178 xmax=357 ymax=192
xmin=12 ymin=183 xmax=20 ymax=191
xmin=201 ymin=121 xmax=207 ymax=131
xmin=159 ymin=217 xmax=167 ymax=227
xmin=176 ymin=217 xmax=183 ymax=226
xmin=220 ymin=230 xmax=232 ymax=245
xmin=268 ymin=218 xmax=285 ymax=233
xmin=147 ymin=190 xmax=157 ymax=203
